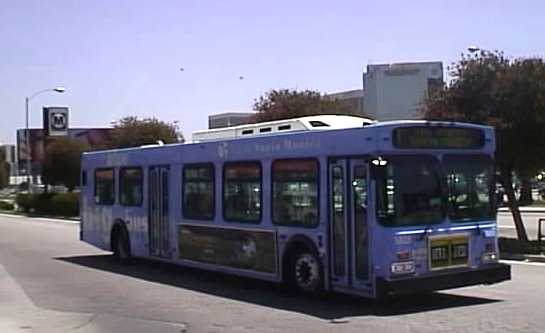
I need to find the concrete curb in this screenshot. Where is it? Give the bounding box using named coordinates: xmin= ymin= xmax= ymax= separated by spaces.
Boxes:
xmin=498 ymin=207 xmax=545 ymax=213
xmin=500 ymin=253 xmax=545 ymax=263
xmin=0 ymin=213 xmax=80 ymax=225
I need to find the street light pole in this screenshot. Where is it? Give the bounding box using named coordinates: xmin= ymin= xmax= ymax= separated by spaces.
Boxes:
xmin=25 ymin=96 xmax=30 ymax=193
xmin=24 ymin=87 xmax=65 ymax=193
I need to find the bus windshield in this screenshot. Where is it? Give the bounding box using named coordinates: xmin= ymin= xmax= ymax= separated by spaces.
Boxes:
xmin=376 ymin=154 xmax=495 ymax=227
xmin=376 ymin=155 xmax=445 ymax=227
xmin=443 ymin=155 xmax=494 ymax=222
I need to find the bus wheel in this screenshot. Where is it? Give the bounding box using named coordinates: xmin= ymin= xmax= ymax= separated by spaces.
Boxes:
xmin=290 ymin=250 xmax=323 ymax=294
xmin=113 ymin=227 xmax=131 ymax=263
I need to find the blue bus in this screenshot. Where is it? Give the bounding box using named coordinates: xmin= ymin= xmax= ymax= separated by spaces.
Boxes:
xmin=80 ymin=116 xmax=510 ymax=299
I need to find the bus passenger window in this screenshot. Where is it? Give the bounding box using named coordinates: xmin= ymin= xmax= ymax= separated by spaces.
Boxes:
xmin=94 ymin=169 xmax=115 ymax=205
xmin=183 ymin=164 xmax=215 ymax=220
xmin=272 ymin=159 xmax=318 ymax=227
xmin=223 ymin=162 xmax=261 ymax=223
xmin=119 ymin=167 xmax=143 ymax=206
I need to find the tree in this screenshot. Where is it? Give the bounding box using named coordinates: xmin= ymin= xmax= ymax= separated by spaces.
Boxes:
xmin=424 ymin=50 xmax=545 ymax=241
xmin=108 ymin=117 xmax=183 ymax=149
xmin=42 ymin=138 xmax=89 ymax=191
xmin=251 ymin=89 xmax=367 ymax=123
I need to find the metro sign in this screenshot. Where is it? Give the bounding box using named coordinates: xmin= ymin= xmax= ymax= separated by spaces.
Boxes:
xmin=51 ymin=112 xmax=67 ymax=130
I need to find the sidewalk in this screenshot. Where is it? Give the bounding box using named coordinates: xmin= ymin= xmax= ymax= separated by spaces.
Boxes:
xmin=0 ymin=263 xmax=187 ymax=332
xmin=498 ymin=206 xmax=545 ymax=213
xmin=0 ymin=263 xmax=92 ymax=332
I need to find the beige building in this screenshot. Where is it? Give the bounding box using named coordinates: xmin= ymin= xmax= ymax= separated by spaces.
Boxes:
xmin=363 ymin=61 xmax=443 ymax=121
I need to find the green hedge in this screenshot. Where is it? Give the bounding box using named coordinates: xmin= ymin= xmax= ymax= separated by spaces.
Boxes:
xmin=0 ymin=200 xmax=14 ymax=211
xmin=51 ymin=192 xmax=79 ymax=217
xmin=15 ymin=192 xmax=79 ymax=217
xmin=33 ymin=193 xmax=55 ymax=214
xmin=15 ymin=193 xmax=33 ymax=212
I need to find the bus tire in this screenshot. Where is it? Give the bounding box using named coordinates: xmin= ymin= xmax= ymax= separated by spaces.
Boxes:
xmin=112 ymin=225 xmax=132 ymax=264
xmin=288 ymin=249 xmax=323 ymax=295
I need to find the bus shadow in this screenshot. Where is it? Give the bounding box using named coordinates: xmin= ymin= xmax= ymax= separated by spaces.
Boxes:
xmin=55 ymin=254 xmax=501 ymax=319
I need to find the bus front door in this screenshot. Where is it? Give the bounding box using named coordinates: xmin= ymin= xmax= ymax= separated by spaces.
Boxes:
xmin=149 ymin=166 xmax=170 ymax=258
xmin=328 ymin=158 xmax=371 ymax=293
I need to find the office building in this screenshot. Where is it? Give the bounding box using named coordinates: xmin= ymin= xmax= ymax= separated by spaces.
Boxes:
xmin=363 ymin=61 xmax=443 ymax=121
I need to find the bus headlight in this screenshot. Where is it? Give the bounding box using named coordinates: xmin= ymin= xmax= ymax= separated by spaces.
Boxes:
xmin=481 ymin=252 xmax=498 ymax=263
xmin=391 ymin=261 xmax=415 ymax=275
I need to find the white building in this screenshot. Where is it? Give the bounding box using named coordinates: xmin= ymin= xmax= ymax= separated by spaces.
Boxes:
xmin=363 ymin=61 xmax=443 ymax=121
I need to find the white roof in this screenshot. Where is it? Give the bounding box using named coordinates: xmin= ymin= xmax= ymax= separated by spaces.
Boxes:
xmin=192 ymin=115 xmax=375 ymax=142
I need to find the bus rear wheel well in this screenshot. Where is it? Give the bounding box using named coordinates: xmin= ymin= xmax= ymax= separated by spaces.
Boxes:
xmin=281 ymin=236 xmax=320 ymax=283
xmin=110 ymin=221 xmax=124 ymax=249
xmin=110 ymin=220 xmax=131 ymax=262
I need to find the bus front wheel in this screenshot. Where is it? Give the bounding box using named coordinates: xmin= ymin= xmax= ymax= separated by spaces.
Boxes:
xmin=289 ymin=250 xmax=323 ymax=294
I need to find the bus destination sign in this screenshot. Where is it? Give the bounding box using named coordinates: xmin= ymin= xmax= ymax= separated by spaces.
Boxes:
xmin=393 ymin=127 xmax=485 ymax=149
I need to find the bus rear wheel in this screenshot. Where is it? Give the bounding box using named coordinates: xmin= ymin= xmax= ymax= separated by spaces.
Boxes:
xmin=113 ymin=227 xmax=131 ymax=263
xmin=289 ymin=250 xmax=323 ymax=294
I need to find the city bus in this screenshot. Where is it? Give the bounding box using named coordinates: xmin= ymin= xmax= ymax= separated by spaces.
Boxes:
xmin=80 ymin=115 xmax=511 ymax=299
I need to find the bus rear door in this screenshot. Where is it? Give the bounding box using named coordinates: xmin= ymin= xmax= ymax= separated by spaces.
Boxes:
xmin=328 ymin=158 xmax=371 ymax=293
xmin=149 ymin=165 xmax=171 ymax=258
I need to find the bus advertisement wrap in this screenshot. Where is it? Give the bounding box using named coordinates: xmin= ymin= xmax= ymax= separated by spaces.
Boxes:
xmin=178 ymin=225 xmax=277 ymax=274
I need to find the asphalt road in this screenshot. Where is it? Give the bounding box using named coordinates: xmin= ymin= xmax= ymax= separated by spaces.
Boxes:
xmin=1 ymin=214 xmax=545 ymax=333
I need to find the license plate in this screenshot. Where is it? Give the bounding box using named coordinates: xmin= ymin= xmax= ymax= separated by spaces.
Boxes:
xmin=429 ymin=235 xmax=469 ymax=270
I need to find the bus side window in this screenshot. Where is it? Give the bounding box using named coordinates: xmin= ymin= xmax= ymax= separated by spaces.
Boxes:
xmin=223 ymin=162 xmax=262 ymax=223
xmin=95 ymin=168 xmax=115 ymax=205
xmin=81 ymin=170 xmax=87 ymax=187
xmin=119 ymin=167 xmax=143 ymax=207
xmin=183 ymin=164 xmax=215 ymax=220
xmin=272 ymin=159 xmax=319 ymax=227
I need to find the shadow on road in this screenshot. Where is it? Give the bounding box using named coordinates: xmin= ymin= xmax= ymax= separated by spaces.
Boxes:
xmin=56 ymin=254 xmax=501 ymax=320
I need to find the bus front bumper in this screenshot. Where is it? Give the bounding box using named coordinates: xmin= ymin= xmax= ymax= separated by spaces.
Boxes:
xmin=376 ymin=263 xmax=511 ymax=298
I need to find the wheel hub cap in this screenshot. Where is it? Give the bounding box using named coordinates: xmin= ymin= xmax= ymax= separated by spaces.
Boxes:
xmin=295 ymin=255 xmax=319 ymax=291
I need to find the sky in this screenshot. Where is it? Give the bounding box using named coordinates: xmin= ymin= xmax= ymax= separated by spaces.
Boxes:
xmin=1 ymin=0 xmax=545 ymax=144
